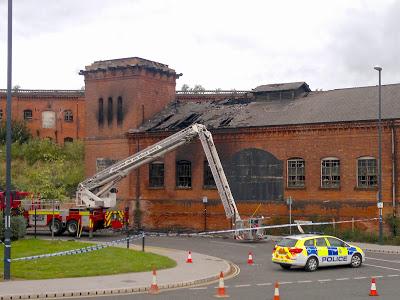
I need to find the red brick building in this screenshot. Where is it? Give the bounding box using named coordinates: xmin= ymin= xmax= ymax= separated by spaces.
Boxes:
xmin=0 ymin=89 xmax=85 ymax=144
xmin=2 ymin=56 xmax=399 ymax=231
xmin=79 ymin=57 xmax=399 ymax=231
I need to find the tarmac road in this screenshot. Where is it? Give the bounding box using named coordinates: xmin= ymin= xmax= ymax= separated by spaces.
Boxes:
xmin=69 ymin=235 xmax=400 ymax=300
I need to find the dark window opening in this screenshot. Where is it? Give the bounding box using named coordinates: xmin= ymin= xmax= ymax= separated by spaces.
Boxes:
xmin=64 ymin=110 xmax=73 ymax=122
xmin=357 ymin=157 xmax=377 ymax=188
xmin=175 ymin=113 xmax=200 ymax=129
xmin=176 ymin=160 xmax=192 ymax=188
xmin=0 ymin=109 xmax=3 ymax=120
xmin=149 ymin=162 xmax=164 ymax=188
xmin=321 ymin=158 xmax=340 ymax=188
xmin=287 ymin=158 xmax=305 ymax=187
xmin=107 ymin=97 xmax=113 ymax=126
xmin=64 ymin=137 xmax=73 ymax=143
xmin=98 ymin=98 xmax=104 ymax=127
xmin=117 ymin=96 xmax=123 ymax=126
xmin=23 ymin=109 xmax=32 ymax=120
xmin=219 ymin=117 xmax=233 ymax=127
xmin=203 ymin=160 xmax=216 ymax=188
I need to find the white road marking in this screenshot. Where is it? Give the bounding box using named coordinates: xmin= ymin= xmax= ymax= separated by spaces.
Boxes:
xmin=209 ymin=240 xmax=256 ymax=248
xmin=234 ymin=284 xmax=251 ymax=288
xmin=366 ymin=257 xmax=400 ymax=263
xmin=372 ymin=275 xmax=384 ymax=278
xmin=364 ymin=263 xmax=400 ymax=272
xmin=335 ymin=278 xmax=349 ymax=281
xmin=256 ymin=283 xmax=272 ymax=286
xmin=387 ymin=274 xmax=400 ymax=277
xmin=318 ymin=279 xmax=332 ymax=282
xmin=189 ymin=287 xmax=208 ymax=290
xmin=354 ymin=276 xmax=367 ymax=280
xmin=297 ymin=280 xmax=313 ymax=283
xmin=279 ymin=281 xmax=293 ymax=285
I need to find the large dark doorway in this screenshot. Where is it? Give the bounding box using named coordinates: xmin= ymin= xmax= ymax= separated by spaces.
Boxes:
xmin=226 ymin=148 xmax=283 ymax=201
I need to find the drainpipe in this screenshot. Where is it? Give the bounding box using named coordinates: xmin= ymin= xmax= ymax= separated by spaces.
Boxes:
xmin=391 ymin=122 xmax=397 ymax=217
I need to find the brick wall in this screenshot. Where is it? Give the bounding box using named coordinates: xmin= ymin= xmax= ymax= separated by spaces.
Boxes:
xmin=128 ymin=121 xmax=399 ymax=231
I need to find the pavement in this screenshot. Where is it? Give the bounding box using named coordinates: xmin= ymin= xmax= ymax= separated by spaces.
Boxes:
xmin=0 ymin=245 xmax=235 ymax=300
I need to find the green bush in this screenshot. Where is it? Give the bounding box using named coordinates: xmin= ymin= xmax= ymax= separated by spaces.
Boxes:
xmin=386 ymin=214 xmax=400 ymax=236
xmin=0 ymin=214 xmax=27 ymax=241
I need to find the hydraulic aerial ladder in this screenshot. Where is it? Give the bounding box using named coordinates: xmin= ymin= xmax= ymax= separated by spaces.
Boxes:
xmin=76 ymin=123 xmax=264 ymax=240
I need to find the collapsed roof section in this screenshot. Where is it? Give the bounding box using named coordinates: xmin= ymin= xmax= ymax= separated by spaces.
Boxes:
xmin=137 ymin=82 xmax=400 ymax=133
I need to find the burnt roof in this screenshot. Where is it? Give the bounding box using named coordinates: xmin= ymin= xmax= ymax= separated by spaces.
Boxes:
xmin=137 ymin=83 xmax=400 ymax=132
xmin=253 ymin=82 xmax=311 ymax=93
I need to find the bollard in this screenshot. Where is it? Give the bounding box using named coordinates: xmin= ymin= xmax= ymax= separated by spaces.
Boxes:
xmin=142 ymin=234 xmax=145 ymax=252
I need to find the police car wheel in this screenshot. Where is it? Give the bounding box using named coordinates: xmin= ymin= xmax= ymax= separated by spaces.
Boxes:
xmin=305 ymin=257 xmax=319 ymax=272
xmin=279 ymin=264 xmax=291 ymax=270
xmin=350 ymin=253 xmax=362 ymax=268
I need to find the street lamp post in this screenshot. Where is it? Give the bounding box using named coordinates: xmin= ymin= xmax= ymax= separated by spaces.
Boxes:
xmin=202 ymin=196 xmax=208 ymax=231
xmin=374 ymin=65 xmax=383 ymax=244
xmin=286 ymin=196 xmax=293 ymax=235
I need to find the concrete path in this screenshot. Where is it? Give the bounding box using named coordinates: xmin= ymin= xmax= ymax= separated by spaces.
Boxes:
xmin=0 ymin=246 xmax=235 ymax=299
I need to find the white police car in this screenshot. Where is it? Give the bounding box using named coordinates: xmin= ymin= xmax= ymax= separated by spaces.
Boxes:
xmin=272 ymin=234 xmax=365 ymax=271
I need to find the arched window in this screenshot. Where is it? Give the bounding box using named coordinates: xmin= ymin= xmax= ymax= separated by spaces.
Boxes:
xmin=321 ymin=157 xmax=340 ymax=188
xmin=64 ymin=110 xmax=73 ymax=122
xmin=149 ymin=161 xmax=164 ymax=188
xmin=203 ymin=160 xmax=216 ymax=188
xmin=107 ymin=97 xmax=113 ymax=126
xmin=98 ymin=98 xmax=104 ymax=126
xmin=117 ymin=96 xmax=123 ymax=126
xmin=176 ymin=160 xmax=192 ymax=188
xmin=64 ymin=137 xmax=73 ymax=143
xmin=287 ymin=158 xmax=305 ymax=187
xmin=23 ymin=109 xmax=32 ymax=120
xmin=357 ymin=156 xmax=377 ymax=188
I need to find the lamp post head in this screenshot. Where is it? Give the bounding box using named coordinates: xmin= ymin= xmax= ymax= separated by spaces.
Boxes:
xmin=374 ymin=66 xmax=382 ymax=71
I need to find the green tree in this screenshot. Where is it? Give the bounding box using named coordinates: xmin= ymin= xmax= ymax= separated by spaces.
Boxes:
xmin=192 ymin=84 xmax=205 ymax=93
xmin=181 ymin=84 xmax=190 ymax=91
xmin=0 ymin=120 xmax=32 ymax=144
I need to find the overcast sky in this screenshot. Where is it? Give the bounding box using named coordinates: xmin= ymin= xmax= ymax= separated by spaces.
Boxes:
xmin=0 ymin=0 xmax=399 ymax=91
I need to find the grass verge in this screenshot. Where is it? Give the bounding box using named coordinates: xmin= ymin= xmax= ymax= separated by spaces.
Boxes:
xmin=0 ymin=238 xmax=176 ymax=280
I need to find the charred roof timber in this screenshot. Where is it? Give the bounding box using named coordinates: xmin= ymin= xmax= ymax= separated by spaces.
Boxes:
xmin=252 ymin=82 xmax=311 ymax=101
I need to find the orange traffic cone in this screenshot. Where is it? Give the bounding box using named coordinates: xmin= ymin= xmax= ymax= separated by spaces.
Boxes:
xmin=273 ymin=281 xmax=280 ymax=300
xmin=149 ymin=268 xmax=159 ymax=294
xmin=215 ymin=271 xmax=229 ymax=298
xmin=369 ymin=278 xmax=379 ymax=296
xmin=247 ymin=252 xmax=254 ymax=265
xmin=186 ymin=251 xmax=193 ymax=263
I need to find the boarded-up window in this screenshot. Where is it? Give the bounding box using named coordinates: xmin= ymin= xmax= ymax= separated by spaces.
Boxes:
xmin=98 ymin=98 xmax=104 ymax=127
xmin=287 ymin=158 xmax=305 ymax=187
xmin=149 ymin=162 xmax=164 ymax=187
xmin=117 ymin=96 xmax=123 ymax=126
xmin=42 ymin=111 xmax=56 ymax=128
xmin=176 ymin=160 xmax=192 ymax=188
xmin=321 ymin=158 xmax=340 ymax=188
xmin=203 ymin=160 xmax=216 ymax=188
xmin=96 ymin=158 xmax=117 ymax=172
xmin=357 ymin=157 xmax=377 ymax=188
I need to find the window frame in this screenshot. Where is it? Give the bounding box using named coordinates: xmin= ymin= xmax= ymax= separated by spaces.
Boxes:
xmin=117 ymin=96 xmax=123 ymax=126
xmin=176 ymin=160 xmax=192 ymax=188
xmin=64 ymin=110 xmax=73 ymax=122
xmin=149 ymin=161 xmax=165 ymax=188
xmin=321 ymin=157 xmax=341 ymax=188
xmin=357 ymin=156 xmax=377 ymax=188
xmin=23 ymin=109 xmax=33 ymax=121
xmin=287 ymin=157 xmax=305 ymax=188
xmin=203 ymin=160 xmax=216 ymax=188
xmin=0 ymin=109 xmax=3 ymax=120
xmin=98 ymin=98 xmax=104 ymax=126
xmin=107 ymin=97 xmax=113 ymax=126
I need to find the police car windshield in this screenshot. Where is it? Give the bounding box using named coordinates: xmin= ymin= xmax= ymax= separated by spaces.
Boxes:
xmin=277 ymin=238 xmax=297 ymax=247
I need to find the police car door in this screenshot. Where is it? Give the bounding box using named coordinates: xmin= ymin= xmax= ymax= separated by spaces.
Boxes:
xmin=314 ymin=237 xmax=329 ymax=266
xmin=326 ymin=237 xmax=348 ymax=265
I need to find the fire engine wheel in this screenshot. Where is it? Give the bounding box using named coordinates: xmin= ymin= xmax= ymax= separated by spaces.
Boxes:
xmin=49 ymin=219 xmax=63 ymax=236
xmin=66 ymin=220 xmax=79 ymax=236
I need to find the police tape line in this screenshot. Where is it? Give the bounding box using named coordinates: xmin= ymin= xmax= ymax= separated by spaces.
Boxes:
xmin=10 ymin=233 xmax=144 ymax=262
xmin=144 ymin=217 xmax=380 ymax=237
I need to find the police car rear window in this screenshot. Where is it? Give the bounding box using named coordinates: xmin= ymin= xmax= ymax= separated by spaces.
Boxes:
xmin=277 ymin=238 xmax=297 ymax=247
